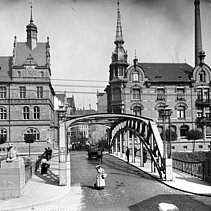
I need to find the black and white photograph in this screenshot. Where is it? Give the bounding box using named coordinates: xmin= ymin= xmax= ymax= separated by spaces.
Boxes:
xmin=0 ymin=0 xmax=211 ymax=210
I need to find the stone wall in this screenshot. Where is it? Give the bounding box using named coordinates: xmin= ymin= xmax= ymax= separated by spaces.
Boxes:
xmin=0 ymin=157 xmax=25 ymax=199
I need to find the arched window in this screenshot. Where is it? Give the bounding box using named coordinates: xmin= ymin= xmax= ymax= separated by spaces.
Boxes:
xmin=112 ymin=88 xmax=121 ymax=101
xmin=206 ymin=126 xmax=211 ymax=136
xmin=132 ymin=71 xmax=139 ymax=82
xmin=177 ymin=106 xmax=186 ymax=119
xmin=0 ymin=107 xmax=7 ymax=120
xmin=0 ymin=128 xmax=7 ymax=143
xmin=23 ymin=128 xmax=40 ymax=141
xmin=132 ymin=106 xmax=142 ymax=116
xmin=34 ymin=106 xmax=40 ymax=120
xmin=23 ymin=106 xmax=30 ymax=120
xmin=180 ymin=125 xmax=189 ymax=137
xmin=199 ymin=70 xmax=206 ymax=82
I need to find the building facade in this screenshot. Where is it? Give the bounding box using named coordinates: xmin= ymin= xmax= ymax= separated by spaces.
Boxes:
xmin=105 ymin=0 xmax=211 ymax=147
xmin=0 ymin=8 xmax=55 ymax=155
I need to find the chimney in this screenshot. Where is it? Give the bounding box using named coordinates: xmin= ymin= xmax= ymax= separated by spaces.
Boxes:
xmin=194 ymin=0 xmax=203 ymax=67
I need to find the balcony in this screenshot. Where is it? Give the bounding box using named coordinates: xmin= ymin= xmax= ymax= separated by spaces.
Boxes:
xmin=195 ymin=117 xmax=211 ymax=125
xmin=195 ymin=99 xmax=211 ymax=107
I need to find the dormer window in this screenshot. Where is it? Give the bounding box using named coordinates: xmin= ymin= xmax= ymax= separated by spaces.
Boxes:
xmin=199 ymin=70 xmax=206 ymax=82
xmin=132 ymin=71 xmax=139 ymax=82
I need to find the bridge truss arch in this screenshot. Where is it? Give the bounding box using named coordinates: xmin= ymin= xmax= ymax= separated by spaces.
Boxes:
xmin=65 ymin=113 xmax=169 ymax=179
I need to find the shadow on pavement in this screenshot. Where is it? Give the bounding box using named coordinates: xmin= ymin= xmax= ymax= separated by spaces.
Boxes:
xmin=32 ymin=153 xmax=60 ymax=186
xmin=81 ymin=185 xmax=97 ymax=190
xmin=103 ymin=155 xmax=154 ymax=180
xmin=128 ymin=194 xmax=211 ymax=211
xmin=34 ymin=169 xmax=59 ymax=186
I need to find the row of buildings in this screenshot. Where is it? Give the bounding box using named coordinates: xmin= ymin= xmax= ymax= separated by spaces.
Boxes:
xmin=0 ymin=0 xmax=210 ymax=155
xmin=97 ymin=0 xmax=211 ymax=151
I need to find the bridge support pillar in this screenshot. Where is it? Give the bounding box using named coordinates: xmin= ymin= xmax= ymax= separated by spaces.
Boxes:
xmin=132 ymin=134 xmax=135 ymax=163
xmin=120 ymin=133 xmax=123 ymax=157
xmin=140 ymin=141 xmax=144 ymax=167
xmin=59 ymin=121 xmax=67 ymax=186
xmin=115 ymin=137 xmax=118 ymax=155
xmin=165 ymin=158 xmax=173 ymax=181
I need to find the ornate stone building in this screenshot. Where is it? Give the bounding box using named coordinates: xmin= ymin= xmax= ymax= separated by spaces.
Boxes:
xmin=105 ymin=0 xmax=211 ymax=149
xmin=0 ymin=7 xmax=55 ymax=155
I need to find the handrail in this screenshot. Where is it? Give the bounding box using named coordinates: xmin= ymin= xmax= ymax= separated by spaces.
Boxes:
xmin=172 ymin=158 xmax=205 ymax=180
xmin=25 ymin=153 xmax=45 ymax=184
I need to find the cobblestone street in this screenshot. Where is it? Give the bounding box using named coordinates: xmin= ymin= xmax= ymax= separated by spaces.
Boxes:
xmin=23 ymin=151 xmax=211 ymax=211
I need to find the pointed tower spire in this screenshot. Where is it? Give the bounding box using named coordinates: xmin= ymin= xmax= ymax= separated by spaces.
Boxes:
xmin=30 ymin=1 xmax=33 ymax=23
xmin=115 ymin=0 xmax=124 ymax=45
xmin=194 ymin=0 xmax=203 ymax=67
xmin=26 ymin=1 xmax=38 ymax=49
xmin=109 ymin=0 xmax=129 ymax=82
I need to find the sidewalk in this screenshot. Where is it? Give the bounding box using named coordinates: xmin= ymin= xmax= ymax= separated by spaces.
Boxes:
xmin=111 ymin=152 xmax=211 ymax=196
xmin=0 ymin=149 xmax=71 ymax=211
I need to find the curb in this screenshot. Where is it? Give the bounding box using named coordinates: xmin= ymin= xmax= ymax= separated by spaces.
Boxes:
xmin=109 ymin=153 xmax=211 ymax=198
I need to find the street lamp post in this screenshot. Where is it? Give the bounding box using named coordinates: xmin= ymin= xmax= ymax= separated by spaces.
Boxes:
xmin=160 ymin=105 xmax=172 ymax=158
xmin=58 ymin=106 xmax=67 ymax=186
xmin=160 ymin=105 xmax=173 ymax=181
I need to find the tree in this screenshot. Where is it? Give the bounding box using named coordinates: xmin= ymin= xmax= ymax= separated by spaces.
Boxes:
xmin=24 ymin=134 xmax=36 ymax=157
xmin=165 ymin=129 xmax=178 ymax=142
xmin=186 ymin=129 xmax=203 ymax=152
xmin=161 ymin=129 xmax=178 ymax=158
xmin=0 ymin=135 xmax=7 ymax=145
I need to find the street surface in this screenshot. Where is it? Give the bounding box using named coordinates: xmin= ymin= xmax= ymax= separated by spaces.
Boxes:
xmin=23 ymin=150 xmax=211 ymax=211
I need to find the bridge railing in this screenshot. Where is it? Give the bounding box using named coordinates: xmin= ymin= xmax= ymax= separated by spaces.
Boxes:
xmin=172 ymin=158 xmax=205 ymax=180
xmin=25 ymin=153 xmax=45 ymax=183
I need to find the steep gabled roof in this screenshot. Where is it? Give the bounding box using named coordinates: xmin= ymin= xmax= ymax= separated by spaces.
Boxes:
xmin=0 ymin=57 xmax=12 ymax=82
xmin=139 ymin=63 xmax=193 ymax=82
xmin=14 ymin=42 xmax=47 ymax=67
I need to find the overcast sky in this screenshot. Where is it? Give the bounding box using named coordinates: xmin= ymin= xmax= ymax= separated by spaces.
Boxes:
xmin=0 ymin=0 xmax=211 ymax=110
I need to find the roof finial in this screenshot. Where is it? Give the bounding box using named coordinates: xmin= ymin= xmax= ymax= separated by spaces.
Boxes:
xmin=134 ymin=49 xmax=138 ymax=67
xmin=115 ymin=0 xmax=124 ymax=45
xmin=29 ymin=1 xmax=33 ymax=23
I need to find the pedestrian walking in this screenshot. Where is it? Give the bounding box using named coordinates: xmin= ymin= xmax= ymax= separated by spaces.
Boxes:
xmin=97 ymin=147 xmax=103 ymax=164
xmin=41 ymin=156 xmax=50 ymax=175
xmin=126 ymin=147 xmax=130 ymax=163
xmin=143 ymin=147 xmax=147 ymax=163
xmin=45 ymin=147 xmax=52 ymax=161
xmin=94 ymin=165 xmax=107 ymax=190
xmin=134 ymin=146 xmax=137 ymax=162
